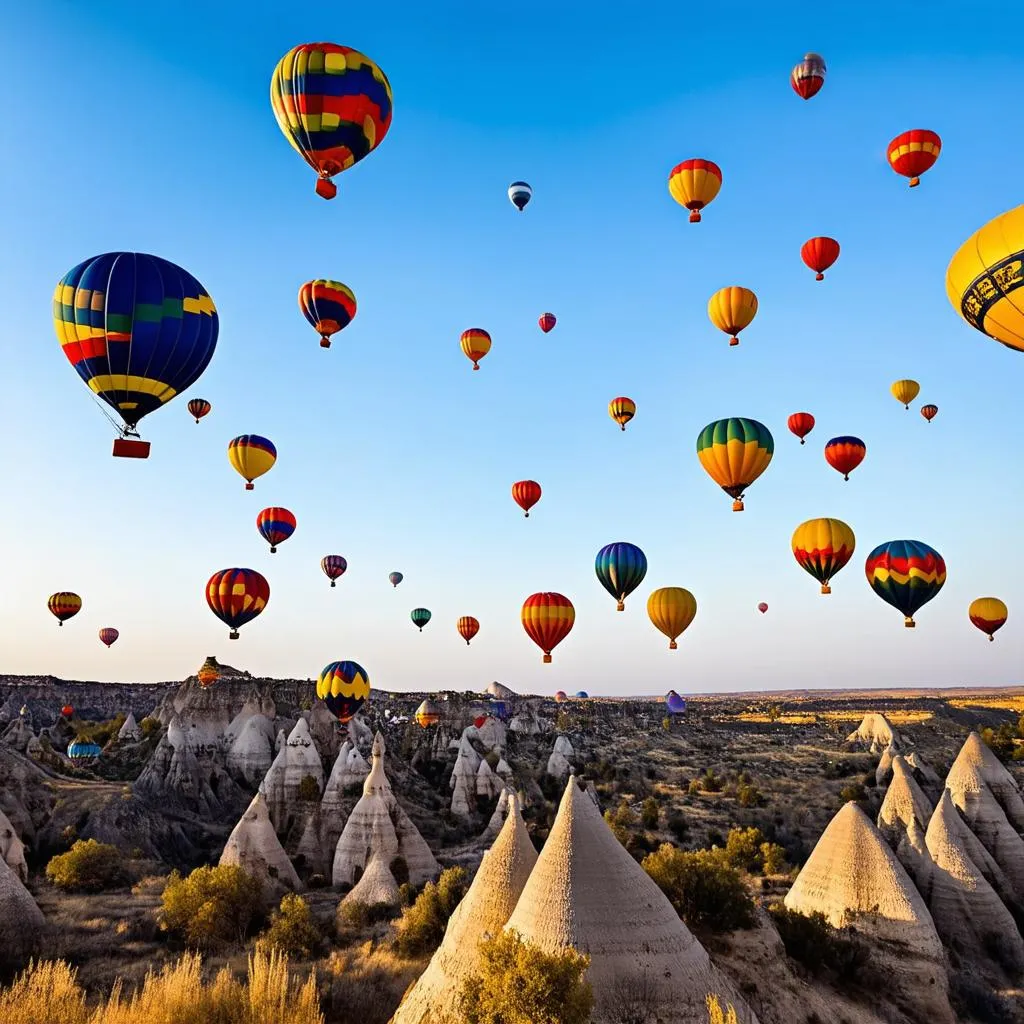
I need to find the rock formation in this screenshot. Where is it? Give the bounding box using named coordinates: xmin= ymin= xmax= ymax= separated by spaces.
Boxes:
xmin=876 ymin=755 xmax=933 ymax=880
xmin=874 ymin=741 xmax=900 ymax=787
xmin=307 ymin=701 xmax=343 ymax=763
xmin=2 ymin=716 xmax=34 ymax=753
xmin=480 ymin=787 xmax=513 ymax=843
xmin=226 ymin=714 xmax=275 ymax=786
xmin=0 ymin=855 xmax=44 ymax=956
xmin=948 ymin=731 xmax=1024 ymax=830
xmin=450 ymin=749 xmax=477 ymax=819
xmin=219 ymin=791 xmax=301 ymax=900
xmin=475 ymin=716 xmax=506 ymax=753
xmin=117 ymin=712 xmax=143 ymax=743
xmin=341 ymin=852 xmax=401 ymax=909
xmin=546 ymin=734 xmax=575 ymax=780
xmin=495 ymin=756 xmax=513 ymax=782
xmin=508 ymin=703 xmax=549 ymax=736
xmin=348 ymin=715 xmax=373 ymax=752
xmin=846 ymin=713 xmax=899 ymax=753
xmin=259 ymin=718 xmax=325 ymax=835
xmin=476 ymin=759 xmax=503 ymax=799
xmin=904 ymin=752 xmax=943 ymax=799
xmin=487 ymin=681 xmax=516 ymax=700
xmin=0 ymin=805 xmax=27 ymax=881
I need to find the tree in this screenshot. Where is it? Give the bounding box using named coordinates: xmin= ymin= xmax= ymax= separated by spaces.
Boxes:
xmin=46 ymin=839 xmax=127 ymax=892
xmin=392 ymin=866 xmax=469 ymax=957
xmin=260 ymin=894 xmax=322 ymax=957
xmin=641 ymin=797 xmax=660 ymax=829
xmin=159 ymin=864 xmax=263 ymax=949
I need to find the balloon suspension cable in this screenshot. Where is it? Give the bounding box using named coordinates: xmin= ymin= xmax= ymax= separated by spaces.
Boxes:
xmin=89 ymin=393 xmax=138 ymax=438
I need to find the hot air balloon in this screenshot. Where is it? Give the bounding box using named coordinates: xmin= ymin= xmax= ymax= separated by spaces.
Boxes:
xmin=787 ymin=412 xmax=815 ymax=445
xmin=921 ymin=404 xmax=938 ymax=422
xmin=228 ymin=435 xmax=277 ymax=490
xmin=48 ymin=592 xmax=81 ymax=626
xmin=461 ymin=328 xmax=491 ymax=370
xmin=758 ymin=602 xmax=768 ymax=614
xmin=574 ymin=691 xmax=588 ymax=699
xmin=316 ymin=660 xmax=370 ymax=723
xmin=890 ymin=380 xmax=920 ymax=409
xmin=708 ymin=287 xmax=758 ymax=347
xmin=554 ymin=690 xmax=568 ymax=702
xmin=791 ymin=518 xmax=856 ymax=594
xmin=54 ymin=253 xmax=218 ymax=458
xmin=188 ymin=399 xmax=212 ymax=423
xmin=538 ymin=313 xmax=556 ymax=333
xmin=668 ymin=159 xmax=722 ymax=223
xmin=969 ymin=597 xmax=1007 ymax=642
xmin=389 ymin=572 xmax=404 ymax=588
xmin=197 ymin=656 xmax=221 ymax=688
xmin=473 ymin=715 xmax=488 ymax=729
xmin=522 ymin=593 xmax=575 ymax=664
xmin=508 ymin=181 xmax=532 ymax=211
xmin=206 ymin=568 xmax=270 ymax=639
xmin=61 ymin=705 xmax=74 ymax=718
xmin=609 ymin=397 xmax=636 ymax=431
xmin=865 ymin=540 xmax=946 ymax=628
xmin=270 ymin=43 xmax=393 ymax=200
xmin=696 ymin=418 xmax=774 ymax=511
xmin=98 ymin=627 xmax=119 ymax=648
xmin=800 ymin=237 xmax=840 ymax=280
xmin=647 ymin=587 xmax=697 ymax=650
xmin=457 ymin=616 xmax=480 ymax=645
xmin=790 ymin=53 xmax=826 ymax=99
xmin=824 ymin=436 xmax=866 ymax=481
xmin=512 ymin=480 xmax=542 ymax=517
xmin=666 ymin=691 xmax=687 ymax=715
xmin=298 ymin=280 xmax=357 ymax=348
xmin=411 ymin=607 xmax=432 ymax=631
xmin=595 ymin=542 xmax=648 ymax=612
xmin=945 ymin=205 xmax=1024 ymax=354
xmin=67 ymin=739 xmax=101 ymax=761
xmin=322 ymin=555 xmax=348 ymax=587
xmin=887 ymin=130 xmax=941 ymax=188
xmin=256 ymin=507 xmax=296 ymax=553
xmin=415 ymin=698 xmax=442 ymax=728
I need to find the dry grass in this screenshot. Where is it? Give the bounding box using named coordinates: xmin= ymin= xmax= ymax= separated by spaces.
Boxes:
xmin=320 ymin=943 xmax=425 ymax=1024
xmin=736 ymin=709 xmax=933 ymax=725
xmin=949 ymin=696 xmax=1024 ymax=712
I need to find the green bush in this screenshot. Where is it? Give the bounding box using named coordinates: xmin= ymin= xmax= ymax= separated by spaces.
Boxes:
xmin=604 ymin=800 xmax=636 ymax=847
xmin=297 ymin=775 xmax=321 ymax=801
xmin=260 ymin=894 xmax=322 ymax=957
xmin=737 ymin=784 xmax=765 ymax=808
xmin=392 ymin=866 xmax=469 ymax=957
xmin=159 ymin=864 xmax=263 ymax=949
xmin=140 ymin=716 xmax=161 ymax=739
xmin=760 ymin=841 xmax=788 ymax=875
xmin=768 ymin=904 xmax=869 ymax=983
xmin=45 ymin=839 xmax=127 ymax=892
xmin=723 ymin=828 xmax=763 ymax=873
xmin=838 ymin=783 xmax=867 ymax=804
xmin=701 ymin=770 xmax=722 ymax=793
xmin=641 ymin=797 xmax=660 ymax=829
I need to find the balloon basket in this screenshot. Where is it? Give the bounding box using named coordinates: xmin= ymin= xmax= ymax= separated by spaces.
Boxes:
xmin=669 ymin=640 xmax=677 ymax=650
xmin=821 ymin=584 xmax=831 ymax=595
xmin=729 ymin=337 xmax=739 ymax=346
xmin=904 ymin=619 xmax=916 ymax=628
xmin=330 ymin=581 xmax=336 ymax=588
xmin=245 ymin=483 xmax=254 ymax=491
xmin=320 ymin=338 xmax=331 ymax=348
xmin=112 ymin=438 xmax=151 ymax=459
xmin=908 ymin=177 xmax=920 ymax=187
xmin=543 ymin=654 xmax=552 ymax=664
xmin=689 ymin=210 xmax=701 ymax=223
xmin=229 ymin=630 xmax=240 ymax=640
xmin=816 ymin=272 xmax=824 ymax=281
xmin=732 ymin=500 xmax=744 ymax=512
xmin=616 ymin=602 xmax=625 ymax=611
xmin=315 ymin=177 xmax=337 ymax=200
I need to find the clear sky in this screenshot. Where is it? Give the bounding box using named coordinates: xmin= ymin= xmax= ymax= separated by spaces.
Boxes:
xmin=2 ymin=1 xmax=1022 ymax=694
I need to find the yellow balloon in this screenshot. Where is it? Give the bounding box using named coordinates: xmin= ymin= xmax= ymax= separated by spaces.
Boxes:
xmin=946 ymin=205 xmax=1024 ymax=353
xmin=790 ymin=518 xmax=856 ymax=594
xmin=227 ymin=435 xmax=277 ymax=490
xmin=890 ymin=379 xmax=920 ymax=409
xmin=647 ymin=587 xmax=697 ymax=649
xmin=968 ymin=597 xmax=1008 ymax=641
xmin=708 ymin=287 xmax=757 ymax=346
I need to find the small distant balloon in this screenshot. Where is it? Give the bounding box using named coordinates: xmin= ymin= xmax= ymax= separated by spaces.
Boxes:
xmin=457 ymin=616 xmax=480 ymax=645
xmin=188 ymin=399 xmax=212 ymax=423
xmin=969 ymin=597 xmax=1007 ymax=642
xmin=708 ymin=286 xmax=758 ymax=347
xmin=758 ymin=602 xmax=768 ymax=614
xmin=787 ymin=412 xmax=815 ymax=445
xmin=665 ymin=690 xmax=687 ymax=715
xmin=460 ymin=328 xmax=491 ymax=371
xmin=554 ymin=690 xmax=568 ymax=703
xmin=609 ymin=397 xmax=636 ymax=431
xmin=411 ymin=607 xmax=432 ymax=631
xmin=61 ymin=705 xmax=74 ymax=718
xmin=790 ymin=53 xmax=826 ymax=99
xmin=921 ymin=404 xmax=938 ymax=423
xmin=389 ymin=572 xmax=404 ymax=588
xmin=888 ymin=130 xmax=941 ymax=188
xmin=890 ymin=379 xmax=920 ymax=410
xmin=256 ymin=507 xmax=296 ymax=553
xmin=512 ymin=480 xmax=542 ymax=518
xmin=415 ymin=698 xmax=442 ymax=728
xmin=800 ymin=237 xmax=840 ymax=280
xmin=197 ymin=656 xmax=221 ymax=688
xmin=48 ymin=592 xmax=82 ymax=626
xmin=508 ymin=181 xmax=532 ymax=211
xmin=668 ymin=159 xmax=722 ymax=223
xmin=322 ymin=555 xmax=348 ymax=587
xmin=299 ymin=279 xmax=357 ymax=348
xmin=824 ymin=436 xmax=866 ymax=481
xmin=538 ymin=313 xmax=556 ymax=333
xmin=228 ymin=435 xmax=277 ymax=490
xmin=98 ymin=627 xmax=119 ymax=648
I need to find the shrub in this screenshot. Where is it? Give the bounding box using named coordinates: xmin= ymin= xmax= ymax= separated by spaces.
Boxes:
xmin=701 ymin=770 xmax=722 ymax=793
xmin=159 ymin=864 xmax=263 ymax=949
xmin=460 ymin=930 xmax=593 ymax=1024
xmin=140 ymin=716 xmax=161 ymax=739
xmin=604 ymin=800 xmax=636 ymax=846
xmin=261 ymin=894 xmax=322 ymax=958
xmin=392 ymin=866 xmax=469 ymax=957
xmin=768 ymin=904 xmax=869 ymax=983
xmin=723 ymin=828 xmax=764 ymax=873
xmin=662 ymin=717 xmax=671 ymax=731
xmin=666 ymin=811 xmax=689 ymax=842
xmin=641 ymin=796 xmax=660 ymax=829
xmin=737 ymin=784 xmax=765 ymax=808
xmin=297 ymin=774 xmax=321 ymax=801
xmin=45 ymin=839 xmax=127 ymax=892
xmin=760 ymin=841 xmax=788 ymax=875
xmin=981 ymin=724 xmax=1016 ymax=762
xmin=838 ymin=783 xmax=867 ymax=804
xmin=707 ymin=994 xmax=740 ymax=1024
xmin=642 ymin=844 xmax=754 ymax=932
xmin=687 ymin=779 xmax=703 ymax=796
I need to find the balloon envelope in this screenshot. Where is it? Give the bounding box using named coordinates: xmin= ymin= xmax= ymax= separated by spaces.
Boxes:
xmin=824 ymin=436 xmax=866 ymax=480
xmin=316 ymin=660 xmax=370 ymax=723
xmin=696 ymin=418 xmax=774 ymax=511
xmin=508 ymin=181 xmax=532 ymax=210
xmin=787 ymin=412 xmax=815 ymax=444
xmin=595 ymin=542 xmax=648 ymax=611
xmin=512 ymin=480 xmax=542 ymax=517
xmin=538 ymin=313 xmax=556 ymax=332
xmin=665 ymin=691 xmax=687 ymax=714
xmin=791 ymin=53 xmax=826 ymax=99
xmin=206 ymin=569 xmax=270 ymax=639
xmin=888 ymin=129 xmax=941 ymax=187
xmin=865 ymin=540 xmax=946 ymax=627
xmin=299 ymin=280 xmax=357 ymax=347
xmin=188 ymin=399 xmax=212 ymax=423
xmin=522 ymin=593 xmax=575 ymax=663
xmin=98 ymin=627 xmax=119 ymax=648
xmin=791 ymin=518 xmax=856 ymax=594
xmin=800 ymin=237 xmax=839 ymax=279
xmin=411 ymin=607 xmax=432 ymax=631
xmin=647 ymin=587 xmax=697 ymax=649
xmin=389 ymin=572 xmax=404 ymax=588
xmin=969 ymin=597 xmax=1007 ymax=641
xmin=708 ymin=286 xmax=758 ymax=346
xmin=256 ymin=507 xmax=296 ymax=552
xmin=48 ymin=592 xmax=82 ymax=625
xmin=668 ymin=159 xmax=722 ymax=222
xmin=457 ymin=616 xmax=480 ymax=644
xmin=322 ymin=555 xmax=348 ymax=586
xmin=228 ymin=436 xmax=277 ymax=490
xmin=609 ymin=397 xmax=636 ymax=431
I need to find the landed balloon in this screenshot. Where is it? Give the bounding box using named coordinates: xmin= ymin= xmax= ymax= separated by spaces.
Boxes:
xmin=188 ymin=399 xmax=212 ymax=423
xmin=554 ymin=690 xmax=568 ymax=702
xmin=865 ymin=540 xmax=946 ymax=627
xmin=512 ymin=480 xmax=542 ymax=517
xmin=791 ymin=53 xmax=826 ymax=99
xmin=609 ymin=396 xmax=636 ymax=431
xmin=389 ymin=572 xmax=404 ymax=588
xmin=457 ymin=616 xmax=480 ymax=645
xmin=574 ymin=691 xmax=588 ymax=699
xmin=508 ymin=181 xmax=532 ymax=211
xmin=668 ymin=159 xmax=722 ymax=223
xmin=595 ymin=542 xmax=648 ymax=611
xmin=890 ymin=379 xmax=920 ymax=410
xmin=696 ymin=418 xmax=774 ymax=511
xmin=791 ymin=518 xmax=856 ymax=594
xmin=969 ymin=597 xmax=1007 ymax=642
xmin=824 ymin=436 xmax=865 ymax=481
xmin=67 ymin=739 xmax=101 ymax=761
xmin=522 ymin=592 xmax=575 ymax=664
xmin=270 ymin=44 xmax=393 ymax=200
xmin=228 ymin=435 xmax=277 ymax=490
xmin=538 ymin=313 xmax=556 ymax=333
xmin=322 ymin=555 xmax=348 ymax=587
xmin=316 ymin=660 xmax=370 ymax=723
xmin=460 ymin=328 xmax=491 ymax=370
xmin=299 ymin=280 xmax=356 ymax=348
xmin=257 ymin=507 xmax=296 ymax=553
xmin=787 ymin=412 xmax=815 ymax=445
xmin=647 ymin=587 xmax=697 ymax=650
xmin=206 ymin=568 xmax=269 ymax=639
xmin=921 ymin=404 xmax=938 ymax=422
xmin=49 ymin=592 xmax=82 ymax=626
xmin=61 ymin=705 xmax=74 ymax=718
xmin=758 ymin=602 xmax=768 ymax=614
xmin=888 ymin=130 xmax=941 ymax=188
xmin=708 ymin=286 xmax=758 ymax=347
xmin=801 ymin=237 xmax=840 ymax=280
xmin=411 ymin=607 xmax=432 ymax=631
xmin=98 ymin=627 xmax=119 ymax=648
xmin=415 ymin=698 xmax=442 ymax=728
xmin=665 ymin=690 xmax=687 ymax=715
xmin=197 ymin=656 xmax=221 ymax=688
xmin=54 ymin=253 xmax=218 ymax=458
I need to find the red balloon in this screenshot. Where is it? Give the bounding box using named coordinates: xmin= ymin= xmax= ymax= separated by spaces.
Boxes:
xmin=790 ymin=53 xmax=826 ymax=100
xmin=457 ymin=616 xmax=480 ymax=645
xmin=800 ymin=237 xmax=840 ymax=281
xmin=98 ymin=627 xmax=119 ymax=648
xmin=824 ymin=436 xmax=866 ymax=481
xmin=920 ymin=404 xmax=938 ymax=423
xmin=787 ymin=412 xmax=815 ymax=445
xmin=887 ymin=129 xmax=941 ymax=187
xmin=521 ymin=592 xmax=575 ymax=664
xmin=512 ymin=480 xmax=542 ymax=517
xmin=539 ymin=313 xmax=557 ymax=333
xmin=758 ymin=602 xmax=768 ymax=614
xmin=61 ymin=705 xmax=74 ymax=717
xmin=474 ymin=715 xmax=487 ymax=729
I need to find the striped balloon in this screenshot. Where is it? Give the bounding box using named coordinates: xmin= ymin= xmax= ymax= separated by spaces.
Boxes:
xmin=48 ymin=592 xmax=82 ymax=626
xmin=389 ymin=572 xmax=404 ymax=588
xmin=322 ymin=555 xmax=348 ymax=587
xmin=865 ymin=540 xmax=946 ymax=628
xmin=696 ymin=418 xmax=774 ymax=511
xmin=708 ymin=286 xmax=758 ymax=346
xmin=188 ymin=399 xmax=212 ymax=423
xmin=205 ymin=568 xmax=270 ymax=639
xmin=316 ymin=660 xmax=370 ymax=723
xmin=508 ymin=181 xmax=532 ymax=211
xmin=609 ymin=396 xmax=636 ymax=431
xmin=791 ymin=518 xmax=856 ymax=594
xmin=457 ymin=616 xmax=480 ymax=645
xmin=887 ymin=129 xmax=941 ymax=187
xmin=411 ymin=607 xmax=432 ymax=631
xmin=824 ymin=436 xmax=866 ymax=481
xmin=257 ymin=507 xmax=296 ymax=553
xmin=460 ymin=328 xmax=491 ymax=370
xmin=522 ymin=592 xmax=575 ymax=663
xmin=228 ymin=435 xmax=277 ymax=490
xmin=595 ymin=542 xmax=648 ymax=611
xmin=98 ymin=627 xmax=119 ymax=648
xmin=298 ymin=280 xmax=357 ymax=348
xmin=969 ymin=597 xmax=1007 ymax=642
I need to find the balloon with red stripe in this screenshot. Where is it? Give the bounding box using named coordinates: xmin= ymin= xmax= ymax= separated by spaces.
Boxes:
xmin=865 ymin=540 xmax=946 ymax=628
xmin=257 ymin=507 xmax=296 ymax=553
xmin=522 ymin=592 xmax=575 ymax=663
xmin=298 ymin=279 xmax=357 ymax=348
xmin=206 ymin=568 xmax=270 ymax=639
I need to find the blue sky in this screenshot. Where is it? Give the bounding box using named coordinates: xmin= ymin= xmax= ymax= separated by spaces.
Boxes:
xmin=2 ymin=1 xmax=1022 ymax=694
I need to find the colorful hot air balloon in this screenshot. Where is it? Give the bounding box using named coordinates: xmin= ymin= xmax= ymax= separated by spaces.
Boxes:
xmin=787 ymin=412 xmax=815 ymax=445
xmin=54 ymin=253 xmax=218 ymax=458
xmin=389 ymin=572 xmax=404 ymax=588
xmin=48 ymin=592 xmax=81 ymax=626
xmin=758 ymin=602 xmax=768 ymax=614
xmin=298 ymin=280 xmax=357 ymax=348
xmin=708 ymin=287 xmax=758 ymax=347
xmin=316 ymin=660 xmax=370 ymax=723
xmin=415 ymin=698 xmax=442 ymax=728
xmin=665 ymin=690 xmax=687 ymax=715
xmin=865 ymin=540 xmax=947 ymax=628
xmin=538 ymin=313 xmax=556 ymax=333
xmin=890 ymin=380 xmax=920 ymax=409
xmin=574 ymin=691 xmax=588 ymax=699
xmin=411 ymin=607 xmax=432 ymax=631
xmin=791 ymin=518 xmax=856 ymax=594
xmin=508 ymin=181 xmax=532 ymax=211
xmin=461 ymin=328 xmax=491 ymax=370
xmin=668 ymin=159 xmax=722 ymax=223
xmin=270 ymin=43 xmax=393 ymax=200
xmin=969 ymin=597 xmax=1008 ymax=642
xmin=457 ymin=616 xmax=480 ymax=645
xmin=61 ymin=705 xmax=74 ymax=718
xmin=512 ymin=480 xmax=542 ymax=517
xmin=228 ymin=435 xmax=277 ymax=490
xmin=98 ymin=627 xmax=119 ymax=648
xmin=595 ymin=542 xmax=648 ymax=611
xmin=197 ymin=656 xmax=221 ymax=688
xmin=188 ymin=399 xmax=212 ymax=423
xmin=522 ymin=593 xmax=575 ymax=664
xmin=800 ymin=237 xmax=840 ymax=280
xmin=609 ymin=397 xmax=636 ymax=431
xmin=256 ymin=507 xmax=296 ymax=553
xmin=647 ymin=587 xmax=697 ymax=650
xmin=554 ymin=690 xmax=568 ymax=703
xmin=696 ymin=418 xmax=774 ymax=511
xmin=206 ymin=569 xmax=270 ymax=639
xmin=322 ymin=555 xmax=348 ymax=587
xmin=946 ymin=205 xmax=1024 ymax=355
xmin=824 ymin=436 xmax=866 ymax=481
xmin=887 ymin=130 xmax=941 ymax=188
xmin=790 ymin=53 xmax=826 ymax=99
xmin=67 ymin=739 xmax=102 ymax=761
xmin=921 ymin=404 xmax=938 ymax=422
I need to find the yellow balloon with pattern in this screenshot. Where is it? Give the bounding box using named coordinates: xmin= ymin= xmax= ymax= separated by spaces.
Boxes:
xmin=890 ymin=379 xmax=920 ymax=409
xmin=969 ymin=597 xmax=1008 ymax=642
xmin=708 ymin=287 xmax=758 ymax=346
xmin=647 ymin=587 xmax=697 ymax=650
